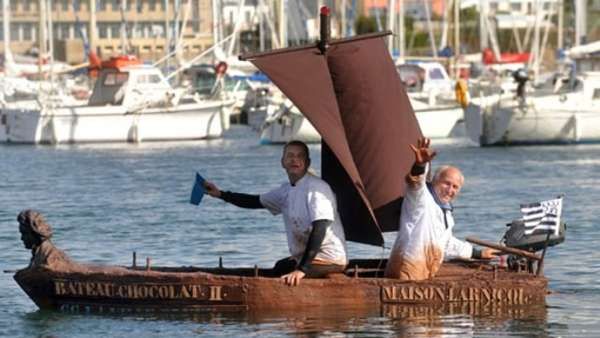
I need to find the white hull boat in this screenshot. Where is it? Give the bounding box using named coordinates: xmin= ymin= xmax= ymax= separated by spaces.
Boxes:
xmin=411 ymin=99 xmax=464 ymax=138
xmin=3 ymin=56 xmax=234 ymax=144
xmin=397 ymin=62 xmax=464 ymax=138
xmin=465 ymin=72 xmax=600 ymax=146
xmin=4 ymin=101 xmax=230 ymax=144
xmin=259 ymin=100 xmax=320 ymax=144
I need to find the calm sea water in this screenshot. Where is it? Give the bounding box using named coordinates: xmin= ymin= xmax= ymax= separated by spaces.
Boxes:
xmin=1 ymin=125 xmax=599 ymax=337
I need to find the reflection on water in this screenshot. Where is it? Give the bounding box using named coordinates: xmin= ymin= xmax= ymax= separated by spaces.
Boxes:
xmin=21 ymin=302 xmax=549 ymax=338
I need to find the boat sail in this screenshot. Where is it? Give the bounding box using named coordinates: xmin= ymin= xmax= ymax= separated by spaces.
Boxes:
xmin=240 ymin=31 xmax=421 ymax=245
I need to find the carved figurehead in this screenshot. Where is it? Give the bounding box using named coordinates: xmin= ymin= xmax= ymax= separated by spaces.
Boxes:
xmin=18 ymin=210 xmax=74 ymax=271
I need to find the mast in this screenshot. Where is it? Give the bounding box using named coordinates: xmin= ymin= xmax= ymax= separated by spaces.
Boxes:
xmin=165 ymin=0 xmax=170 ymax=65
xmin=440 ymin=0 xmax=451 ymax=51
xmin=398 ymin=0 xmax=404 ymax=60
xmin=422 ymin=0 xmax=437 ymax=56
xmin=228 ymin=0 xmax=247 ymax=56
xmin=575 ymin=0 xmax=586 ymax=45
xmin=258 ymin=0 xmax=265 ymax=51
xmin=387 ymin=0 xmax=396 ymax=54
xmin=318 ymin=5 xmax=330 ymax=54
xmin=38 ymin=0 xmax=47 ymax=79
xmin=278 ymin=0 xmax=287 ymax=48
xmin=557 ymin=0 xmax=563 ymax=50
xmin=479 ymin=0 xmax=488 ymax=50
xmin=89 ymin=0 xmax=97 ymax=55
xmin=453 ymin=0 xmax=459 ymax=79
xmin=120 ymin=0 xmax=127 ymax=54
xmin=341 ymin=0 xmax=346 ymax=38
xmin=2 ymin=0 xmax=9 ymax=62
xmin=212 ymin=0 xmax=220 ymax=48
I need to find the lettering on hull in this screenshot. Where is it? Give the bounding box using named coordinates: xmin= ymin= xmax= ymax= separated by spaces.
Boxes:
xmin=381 ymin=286 xmax=532 ymax=305
xmin=53 ymin=280 xmax=244 ymax=303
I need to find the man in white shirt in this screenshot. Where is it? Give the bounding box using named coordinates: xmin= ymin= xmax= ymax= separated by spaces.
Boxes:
xmin=204 ymin=141 xmax=348 ymax=286
xmin=385 ymin=137 xmax=497 ymax=280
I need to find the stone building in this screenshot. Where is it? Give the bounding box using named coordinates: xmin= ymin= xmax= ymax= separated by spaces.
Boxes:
xmin=1 ymin=0 xmax=214 ymax=63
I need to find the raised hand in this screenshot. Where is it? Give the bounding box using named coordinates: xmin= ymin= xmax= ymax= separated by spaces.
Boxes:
xmin=203 ymin=181 xmax=222 ymax=198
xmin=409 ymin=137 xmax=437 ymax=165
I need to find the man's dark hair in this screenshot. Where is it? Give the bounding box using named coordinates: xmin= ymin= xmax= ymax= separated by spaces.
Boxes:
xmin=283 ymin=140 xmax=311 ymax=162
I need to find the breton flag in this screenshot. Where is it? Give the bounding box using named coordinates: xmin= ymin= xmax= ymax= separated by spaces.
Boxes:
xmin=520 ymin=197 xmax=563 ymax=236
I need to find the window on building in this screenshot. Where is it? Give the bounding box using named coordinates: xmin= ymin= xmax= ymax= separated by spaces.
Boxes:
xmin=192 ymin=0 xmax=200 ymax=32
xmin=0 ymin=26 xmax=3 ymax=41
xmin=136 ymin=0 xmax=142 ymax=13
xmin=22 ymin=23 xmax=34 ymax=41
xmin=151 ymin=24 xmax=164 ymax=38
xmin=110 ymin=0 xmax=119 ymax=11
xmin=10 ymin=23 xmax=20 ymax=41
xmin=78 ymin=25 xmax=87 ymax=39
xmin=149 ymin=0 xmax=157 ymax=11
xmin=131 ymin=23 xmax=142 ymax=38
xmin=110 ymin=24 xmax=120 ymax=39
xmin=62 ymin=24 xmax=72 ymax=39
xmin=98 ymin=24 xmax=109 ymax=38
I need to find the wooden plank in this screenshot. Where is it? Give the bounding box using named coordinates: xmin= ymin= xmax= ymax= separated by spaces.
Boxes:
xmin=466 ymin=237 xmax=542 ymax=261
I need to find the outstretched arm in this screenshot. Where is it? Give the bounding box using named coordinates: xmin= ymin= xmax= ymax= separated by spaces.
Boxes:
xmin=204 ymin=181 xmax=263 ymax=209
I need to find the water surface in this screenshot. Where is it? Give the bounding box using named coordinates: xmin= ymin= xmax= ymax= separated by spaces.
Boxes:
xmin=1 ymin=126 xmax=598 ymax=337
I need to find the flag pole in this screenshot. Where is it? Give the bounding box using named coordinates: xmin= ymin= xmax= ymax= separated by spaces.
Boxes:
xmin=535 ymin=231 xmax=552 ymax=276
xmin=537 ymin=194 xmax=565 ymax=276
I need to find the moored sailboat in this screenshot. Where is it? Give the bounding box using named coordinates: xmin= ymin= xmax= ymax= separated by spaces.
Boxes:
xmin=4 ymin=56 xmax=234 ymax=144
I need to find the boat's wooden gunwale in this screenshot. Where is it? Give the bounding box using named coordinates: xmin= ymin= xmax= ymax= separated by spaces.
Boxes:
xmin=14 ymin=260 xmax=547 ymax=314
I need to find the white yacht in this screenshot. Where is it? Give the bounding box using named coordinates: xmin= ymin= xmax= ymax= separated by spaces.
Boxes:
xmin=396 ymin=62 xmax=464 ymax=138
xmin=3 ymin=57 xmax=234 ymax=144
xmin=258 ymin=99 xmax=320 ymax=144
xmin=465 ymin=70 xmax=600 ymax=146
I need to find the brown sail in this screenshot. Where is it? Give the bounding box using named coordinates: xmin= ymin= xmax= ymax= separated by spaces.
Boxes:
xmin=241 ymin=33 xmax=422 ymax=246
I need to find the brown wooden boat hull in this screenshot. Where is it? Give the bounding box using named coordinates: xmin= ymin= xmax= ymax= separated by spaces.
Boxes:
xmin=14 ymin=260 xmax=547 ymax=315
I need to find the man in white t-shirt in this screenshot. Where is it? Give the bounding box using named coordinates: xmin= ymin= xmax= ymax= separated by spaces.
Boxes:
xmin=385 ymin=137 xmax=497 ymax=280
xmin=204 ymin=140 xmax=348 ymax=286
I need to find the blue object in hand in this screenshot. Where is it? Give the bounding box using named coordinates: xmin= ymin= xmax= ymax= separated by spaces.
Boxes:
xmin=190 ymin=172 xmax=206 ymax=205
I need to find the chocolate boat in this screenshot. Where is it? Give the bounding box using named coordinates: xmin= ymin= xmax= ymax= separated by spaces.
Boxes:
xmin=14 ymin=257 xmax=547 ymax=314
xmin=14 ymin=8 xmax=559 ymax=315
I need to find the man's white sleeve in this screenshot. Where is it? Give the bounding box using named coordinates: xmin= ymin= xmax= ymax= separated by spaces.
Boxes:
xmin=445 ymin=235 xmax=473 ymax=259
xmin=259 ymin=185 xmax=285 ymax=215
xmin=307 ymin=183 xmax=335 ymax=222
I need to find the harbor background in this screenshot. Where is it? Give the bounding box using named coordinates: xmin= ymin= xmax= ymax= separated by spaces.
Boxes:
xmin=1 ymin=125 xmax=599 ymax=337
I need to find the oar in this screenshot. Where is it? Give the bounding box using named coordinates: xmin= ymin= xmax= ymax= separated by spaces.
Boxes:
xmin=466 ymin=237 xmax=542 ymax=261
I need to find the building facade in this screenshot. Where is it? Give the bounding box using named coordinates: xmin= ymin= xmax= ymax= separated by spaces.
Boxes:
xmin=1 ymin=0 xmax=214 ymax=63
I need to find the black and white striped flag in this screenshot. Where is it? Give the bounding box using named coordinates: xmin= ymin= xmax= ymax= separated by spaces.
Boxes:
xmin=520 ymin=197 xmax=563 ymax=236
